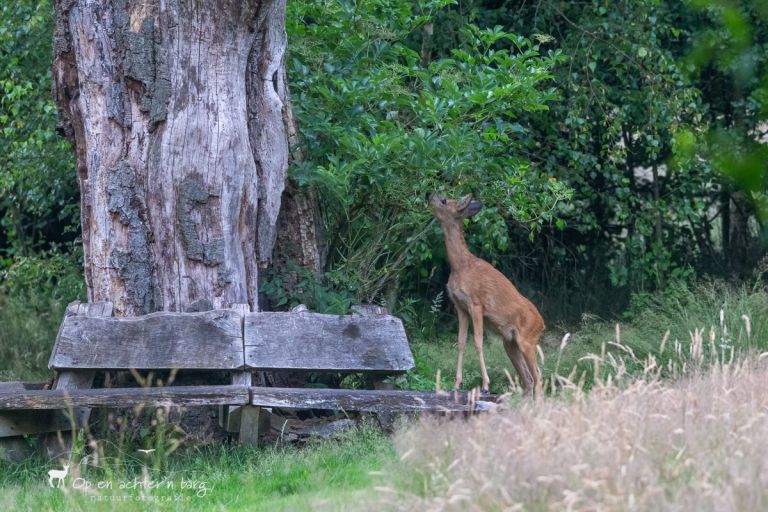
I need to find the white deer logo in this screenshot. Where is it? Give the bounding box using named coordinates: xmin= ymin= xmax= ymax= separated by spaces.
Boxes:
xmin=47 ymin=464 xmax=70 ymax=488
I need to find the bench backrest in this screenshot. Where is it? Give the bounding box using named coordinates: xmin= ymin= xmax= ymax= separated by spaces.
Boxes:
xmin=49 ymin=306 xmax=414 ymax=373
xmin=244 ymin=312 xmax=413 ymax=372
xmin=49 ymin=309 xmax=244 ymax=370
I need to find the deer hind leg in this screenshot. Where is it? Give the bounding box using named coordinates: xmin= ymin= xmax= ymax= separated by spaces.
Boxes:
xmin=503 ymin=337 xmax=533 ymax=394
xmin=470 ymin=304 xmax=491 ymax=393
xmin=519 ymin=337 xmax=542 ymax=398
xmin=454 ymin=306 xmax=469 ymax=390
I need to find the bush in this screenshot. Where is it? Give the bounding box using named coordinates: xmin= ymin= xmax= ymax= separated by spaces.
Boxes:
xmin=288 ymin=0 xmax=569 ymax=308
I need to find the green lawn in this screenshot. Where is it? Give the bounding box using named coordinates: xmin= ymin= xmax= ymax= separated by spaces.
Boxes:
xmin=1 ymin=426 xmax=394 ymax=511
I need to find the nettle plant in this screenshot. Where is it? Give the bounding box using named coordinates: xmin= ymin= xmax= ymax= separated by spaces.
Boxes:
xmin=287 ymin=0 xmax=570 ymax=306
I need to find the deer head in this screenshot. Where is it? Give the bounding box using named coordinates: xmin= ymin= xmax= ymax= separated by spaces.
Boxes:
xmin=426 ymin=192 xmax=483 ymax=224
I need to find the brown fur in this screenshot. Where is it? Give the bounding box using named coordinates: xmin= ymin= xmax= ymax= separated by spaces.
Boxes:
xmin=428 ymin=193 xmax=544 ymax=396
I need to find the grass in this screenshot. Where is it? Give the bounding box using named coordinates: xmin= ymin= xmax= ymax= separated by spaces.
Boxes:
xmin=0 ymin=250 xmax=84 ymax=381
xmin=9 ymin=353 xmax=768 ymax=512
xmin=1 ymin=278 xmax=767 ymax=510
xmin=385 ymin=358 xmax=768 ymax=511
xmin=548 ymin=279 xmax=768 ymax=387
xmin=406 ymin=279 xmax=768 ymax=394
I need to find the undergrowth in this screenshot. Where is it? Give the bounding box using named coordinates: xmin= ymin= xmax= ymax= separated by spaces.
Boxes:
xmin=0 ymin=250 xmax=84 ymax=381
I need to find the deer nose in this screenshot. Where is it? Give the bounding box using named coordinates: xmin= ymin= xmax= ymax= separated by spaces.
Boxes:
xmin=425 ymin=192 xmax=433 ymax=203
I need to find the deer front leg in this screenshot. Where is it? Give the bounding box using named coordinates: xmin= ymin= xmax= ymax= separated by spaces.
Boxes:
xmin=454 ymin=306 xmax=469 ymax=390
xmin=470 ymin=304 xmax=491 ymax=393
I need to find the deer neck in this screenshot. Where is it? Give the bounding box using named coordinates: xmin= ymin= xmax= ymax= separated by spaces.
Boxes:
xmin=441 ymin=220 xmax=475 ymax=271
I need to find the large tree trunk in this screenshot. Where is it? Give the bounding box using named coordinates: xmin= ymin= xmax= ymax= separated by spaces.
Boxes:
xmin=53 ymin=0 xmax=301 ymax=316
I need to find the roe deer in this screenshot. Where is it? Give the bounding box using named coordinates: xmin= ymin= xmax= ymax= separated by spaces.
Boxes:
xmin=47 ymin=463 xmax=70 ymax=488
xmin=427 ymin=193 xmax=544 ymax=396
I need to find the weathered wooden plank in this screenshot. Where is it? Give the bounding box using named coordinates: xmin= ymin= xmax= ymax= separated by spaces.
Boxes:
xmin=65 ymin=301 xmax=114 ymax=318
xmin=55 ymin=372 xmax=95 ymax=391
xmin=0 ymin=382 xmax=46 ymax=392
xmin=244 ymin=312 xmax=415 ymax=372
xmin=0 ymin=386 xmax=250 ymax=409
xmin=351 ymin=304 xmax=390 ymax=316
xmin=49 ymin=309 xmax=245 ymax=370
xmin=227 ymin=303 xmax=252 ymax=315
xmin=0 ymin=384 xmax=71 ymax=440
xmin=52 ymin=372 xmax=94 ymax=429
xmin=249 ymin=387 xmax=497 ymax=413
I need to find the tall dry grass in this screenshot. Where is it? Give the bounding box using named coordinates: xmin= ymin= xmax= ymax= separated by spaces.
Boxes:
xmin=383 ymin=357 xmax=768 ymax=511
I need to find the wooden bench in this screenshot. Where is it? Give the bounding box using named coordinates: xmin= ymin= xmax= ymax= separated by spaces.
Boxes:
xmin=0 ymin=301 xmax=493 ymax=453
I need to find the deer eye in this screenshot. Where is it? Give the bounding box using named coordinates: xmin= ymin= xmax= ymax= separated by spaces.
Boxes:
xmin=441 ymin=199 xmax=447 ymax=205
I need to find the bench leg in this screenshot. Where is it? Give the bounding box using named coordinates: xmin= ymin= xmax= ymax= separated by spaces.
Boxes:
xmin=238 ymin=406 xmax=270 ymax=446
xmin=217 ymin=369 xmax=269 ymax=445
xmin=41 ymin=371 xmax=94 ymax=462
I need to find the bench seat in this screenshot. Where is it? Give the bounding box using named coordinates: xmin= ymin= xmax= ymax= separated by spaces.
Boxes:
xmin=0 ymin=385 xmax=493 ymax=413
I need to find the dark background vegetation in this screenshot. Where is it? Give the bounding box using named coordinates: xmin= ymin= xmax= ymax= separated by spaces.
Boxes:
xmin=1 ymin=0 xmax=767 ymax=349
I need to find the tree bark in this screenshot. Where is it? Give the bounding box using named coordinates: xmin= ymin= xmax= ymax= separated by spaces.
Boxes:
xmin=721 ymin=189 xmax=731 ymax=264
xmin=270 ymin=85 xmax=326 ymax=279
xmin=728 ymin=190 xmax=754 ymax=276
xmin=53 ymin=0 xmax=299 ymax=316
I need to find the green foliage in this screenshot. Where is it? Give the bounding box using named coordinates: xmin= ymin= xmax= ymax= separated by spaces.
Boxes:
xmin=259 ymin=263 xmax=356 ymax=314
xmin=284 ymin=0 xmax=766 ymax=319
xmin=287 ymin=0 xmax=570 ymax=308
xmin=0 ymin=3 xmax=82 ymax=373
xmin=0 ymin=1 xmax=79 ymax=258
xmin=682 ymin=0 xmax=768 ymax=219
xmin=1 ymin=249 xmax=85 ymax=304
xmin=472 ymin=0 xmax=716 ymax=305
